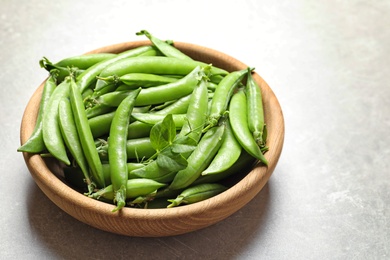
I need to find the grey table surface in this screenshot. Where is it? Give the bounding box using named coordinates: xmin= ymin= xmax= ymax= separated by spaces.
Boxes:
xmin=1 ymin=0 xmax=389 ymax=259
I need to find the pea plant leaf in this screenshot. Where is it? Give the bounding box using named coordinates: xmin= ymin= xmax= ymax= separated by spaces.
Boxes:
xmin=157 ymin=147 xmax=188 ymax=171
xmin=171 ymin=135 xmax=197 ymax=154
xmin=149 ymin=114 xmax=200 ymax=172
xmin=150 ymin=114 xmax=176 ymax=152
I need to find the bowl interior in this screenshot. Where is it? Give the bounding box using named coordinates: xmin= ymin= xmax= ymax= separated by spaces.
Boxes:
xmin=20 ymin=41 xmax=284 ymax=237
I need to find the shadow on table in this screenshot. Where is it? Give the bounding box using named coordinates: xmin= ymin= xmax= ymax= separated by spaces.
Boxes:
xmin=27 ymin=177 xmax=272 ymax=259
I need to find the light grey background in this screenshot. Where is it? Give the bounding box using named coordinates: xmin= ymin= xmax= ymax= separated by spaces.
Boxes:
xmin=1 ymin=0 xmax=389 ymax=259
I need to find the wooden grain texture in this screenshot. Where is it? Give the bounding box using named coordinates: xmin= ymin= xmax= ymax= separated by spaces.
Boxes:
xmin=20 ymin=41 xmax=285 ymax=237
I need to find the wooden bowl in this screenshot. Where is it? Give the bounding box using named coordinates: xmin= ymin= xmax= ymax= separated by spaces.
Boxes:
xmin=20 ymin=41 xmax=285 ymax=237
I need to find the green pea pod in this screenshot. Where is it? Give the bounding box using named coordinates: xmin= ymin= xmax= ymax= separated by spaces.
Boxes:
xmin=97 ymin=137 xmax=155 ymax=162
xmin=169 ymin=124 xmax=225 ymax=191
xmin=77 ymin=45 xmax=158 ymax=93
xmin=88 ymin=94 xmax=192 ymax=139
xmin=96 ymin=56 xmax=228 ymax=90
xmin=108 ymin=88 xmax=141 ymax=212
xmin=85 ymin=104 xmax=115 ymax=119
xmin=202 ymin=121 xmax=242 ymax=175
xmin=39 ymin=58 xmax=84 ymax=83
xmin=88 ymin=111 xmax=116 ymax=138
xmin=41 ymin=79 xmax=71 ymax=165
xmin=193 ymin=151 xmax=256 ymax=185
xmin=97 ymin=66 xmax=204 ymax=107
xmin=131 ymin=113 xmax=187 ymax=128
xmin=101 ymin=73 xmax=178 ymax=90
xmin=55 ymin=53 xmax=117 ymax=69
xmin=94 ymin=90 xmax=130 ymax=107
xmin=246 ymin=69 xmax=266 ymax=147
xmin=89 ymin=179 xmax=167 ymax=201
xmin=179 ymin=76 xmax=209 ymax=143
xmin=102 ymin=162 xmax=145 ymax=186
xmin=167 ymin=183 xmax=227 ymax=208
xmin=229 ymin=90 xmax=268 ymax=165
xmin=58 ymin=97 xmax=93 ymax=193
xmin=127 ymin=121 xmax=154 ymax=139
xmin=18 ymin=72 xmax=57 ymax=153
xmin=69 ymin=77 xmax=105 ymax=187
xmin=204 ymin=69 xmax=248 ymax=131
xmin=152 ymin=94 xmax=191 ymax=115
xmin=136 ymin=30 xmax=193 ymax=61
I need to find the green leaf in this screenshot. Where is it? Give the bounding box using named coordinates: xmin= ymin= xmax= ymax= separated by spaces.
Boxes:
xmin=150 ymin=114 xmax=176 ymax=152
xmin=157 ymin=148 xmax=188 ymax=172
xmin=171 ymin=135 xmax=197 ymax=154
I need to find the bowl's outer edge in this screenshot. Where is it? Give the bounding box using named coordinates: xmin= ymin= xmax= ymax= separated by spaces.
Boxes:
xmin=20 ymin=41 xmax=285 ymax=237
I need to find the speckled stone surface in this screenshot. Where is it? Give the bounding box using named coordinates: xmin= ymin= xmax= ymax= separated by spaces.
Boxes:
xmin=1 ymin=0 xmax=389 ymax=259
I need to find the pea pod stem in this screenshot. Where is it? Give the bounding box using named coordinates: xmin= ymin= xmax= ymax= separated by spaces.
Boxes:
xmin=108 ymin=88 xmax=141 ymax=212
xmin=136 ymin=30 xmax=193 ymax=61
xmin=203 ymin=69 xmax=248 ymax=132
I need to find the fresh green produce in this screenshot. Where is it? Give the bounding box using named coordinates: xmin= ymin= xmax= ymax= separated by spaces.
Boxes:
xmin=18 ymin=30 xmax=269 ymax=211
xmin=17 ymin=71 xmax=58 ymax=154
xmin=167 ymin=183 xmax=227 ymax=208
xmin=107 ymin=88 xmax=141 ymax=211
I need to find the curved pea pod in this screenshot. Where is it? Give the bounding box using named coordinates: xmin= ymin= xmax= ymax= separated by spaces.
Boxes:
xmin=178 ymin=76 xmax=209 ymax=143
xmin=167 ymin=183 xmax=227 ymax=208
xmin=58 ymin=97 xmax=93 ymax=193
xmin=169 ymin=124 xmax=225 ymax=191
xmin=69 ymin=77 xmax=105 ymax=187
xmin=77 ymin=45 xmax=158 ymax=93
xmin=41 ymin=79 xmax=71 ymax=165
xmin=151 ymin=94 xmax=191 ymax=115
xmin=246 ymin=69 xmax=266 ymax=147
xmin=18 ymin=72 xmax=57 ymax=153
xmin=202 ymin=121 xmax=241 ymax=175
xmin=131 ymin=113 xmax=187 ymax=129
xmin=39 ymin=58 xmax=84 ymax=83
xmin=229 ymin=90 xmax=268 ymax=166
xmin=136 ymin=30 xmax=193 ymax=61
xmin=55 ymin=53 xmax=117 ymax=70
xmin=194 ymin=152 xmax=256 ymax=185
xmin=134 ymin=65 xmax=205 ymax=106
xmin=108 ymin=88 xmax=141 ymax=212
xmin=101 ymin=73 xmax=179 ymax=90
xmin=96 ymin=56 xmax=228 ymax=88
xmin=204 ymin=69 xmax=248 ymax=131
xmin=89 ymin=179 xmax=167 ymax=201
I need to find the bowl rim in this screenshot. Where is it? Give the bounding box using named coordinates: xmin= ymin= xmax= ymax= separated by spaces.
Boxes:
xmin=20 ymin=40 xmax=284 ymax=234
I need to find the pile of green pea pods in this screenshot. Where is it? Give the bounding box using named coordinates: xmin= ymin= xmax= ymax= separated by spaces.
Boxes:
xmin=18 ymin=30 xmax=268 ymax=211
